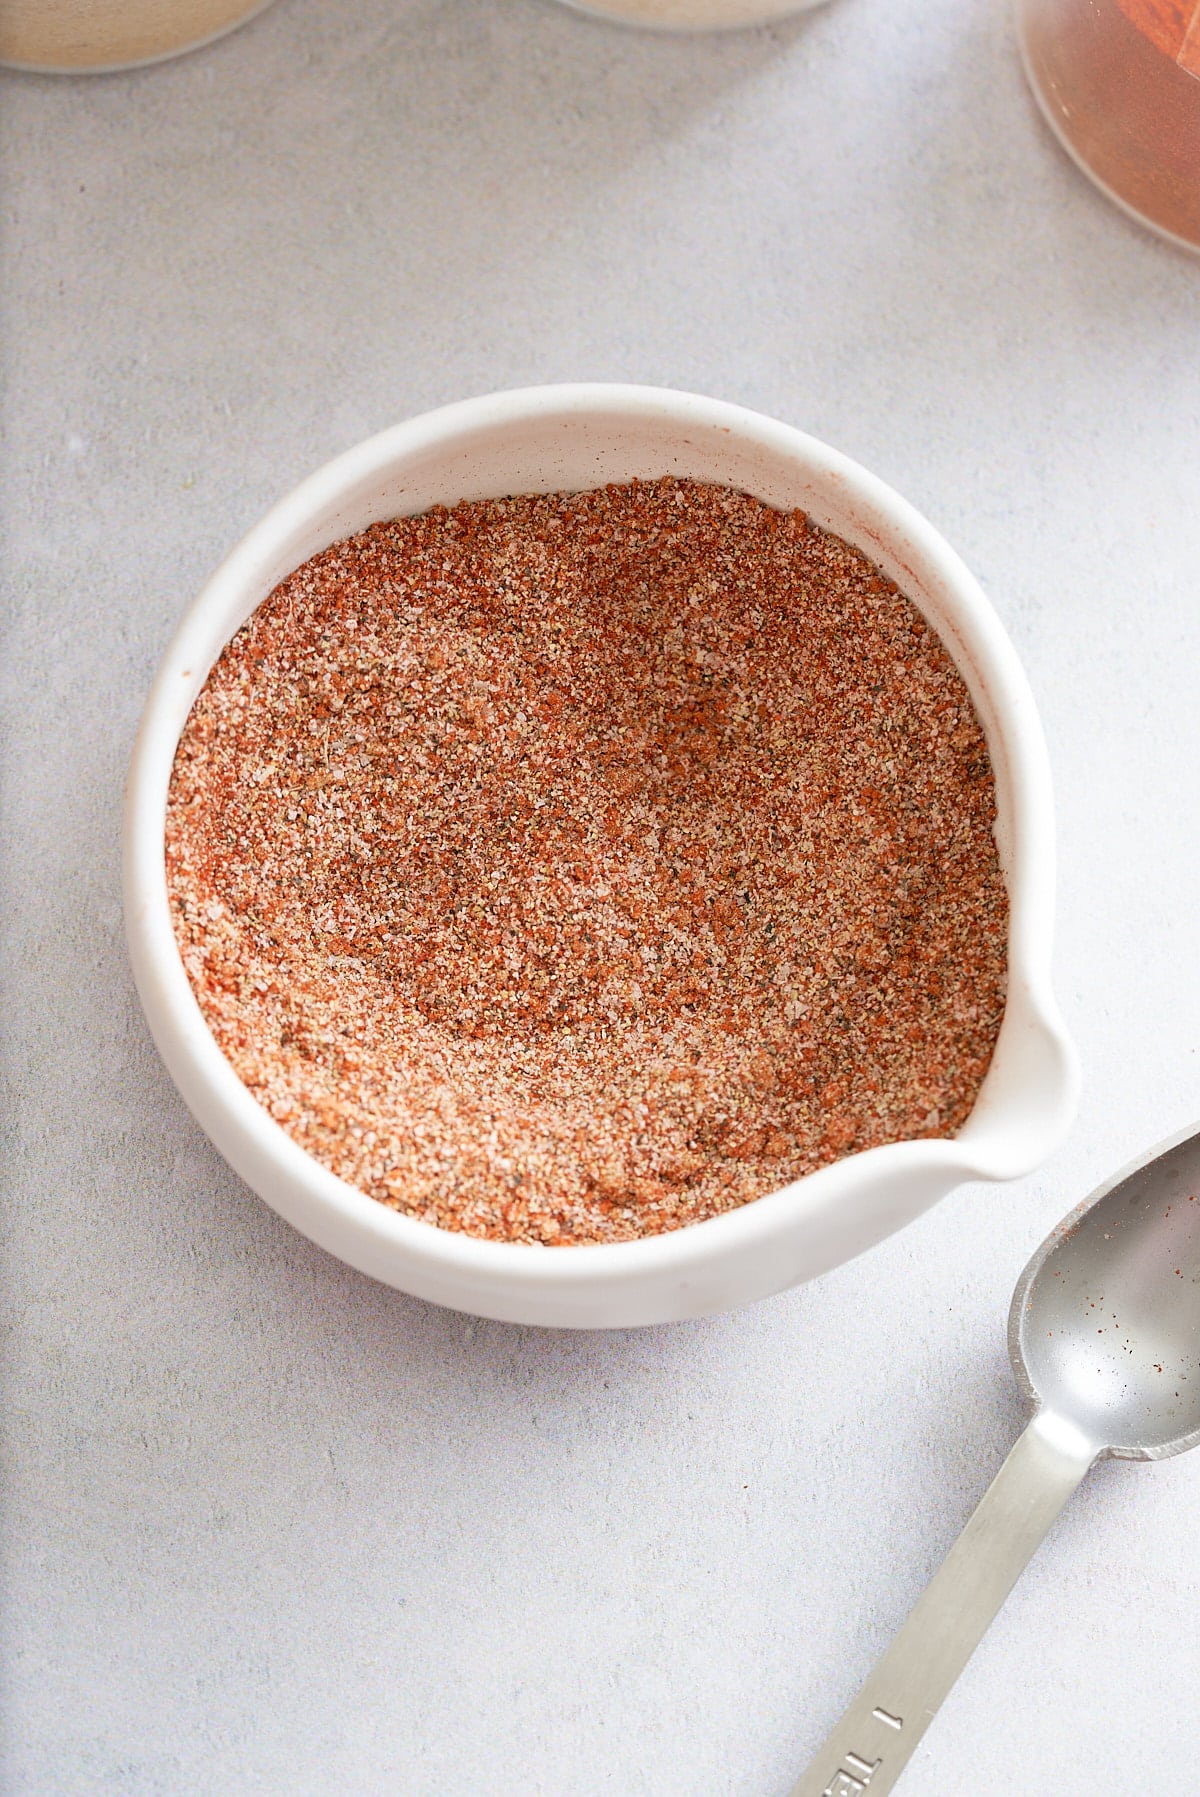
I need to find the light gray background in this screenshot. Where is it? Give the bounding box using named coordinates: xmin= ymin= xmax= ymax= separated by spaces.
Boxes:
xmin=3 ymin=0 xmax=1199 ymax=1791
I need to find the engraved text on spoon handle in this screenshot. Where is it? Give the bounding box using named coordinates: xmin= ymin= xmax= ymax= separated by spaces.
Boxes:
xmin=789 ymin=1411 xmax=1097 ymax=1797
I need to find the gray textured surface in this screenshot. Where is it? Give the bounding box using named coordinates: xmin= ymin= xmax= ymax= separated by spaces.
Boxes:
xmin=3 ymin=0 xmax=1200 ymax=1792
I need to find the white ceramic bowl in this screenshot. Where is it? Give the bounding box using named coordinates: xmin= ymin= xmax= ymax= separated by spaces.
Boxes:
xmin=124 ymin=385 xmax=1078 ymax=1327
xmin=0 ymin=0 xmax=276 ymax=72
xmin=554 ymin=0 xmax=830 ymax=30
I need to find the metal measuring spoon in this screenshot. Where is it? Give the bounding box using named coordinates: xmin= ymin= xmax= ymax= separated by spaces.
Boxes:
xmin=792 ymin=1121 xmax=1200 ymax=1797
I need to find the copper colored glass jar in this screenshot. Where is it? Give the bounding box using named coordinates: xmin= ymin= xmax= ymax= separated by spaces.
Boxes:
xmin=1017 ymin=0 xmax=1200 ymax=251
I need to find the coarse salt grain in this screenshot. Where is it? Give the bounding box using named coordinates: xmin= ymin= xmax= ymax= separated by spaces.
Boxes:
xmin=166 ymin=478 xmax=1008 ymax=1246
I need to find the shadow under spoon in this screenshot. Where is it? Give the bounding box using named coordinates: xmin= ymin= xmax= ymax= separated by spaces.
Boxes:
xmin=791 ymin=1120 xmax=1200 ymax=1796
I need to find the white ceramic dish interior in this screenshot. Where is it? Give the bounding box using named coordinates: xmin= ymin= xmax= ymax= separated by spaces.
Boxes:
xmin=124 ymin=385 xmax=1079 ymax=1327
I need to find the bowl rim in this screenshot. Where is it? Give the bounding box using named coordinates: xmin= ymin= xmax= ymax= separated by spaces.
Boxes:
xmin=123 ymin=382 xmax=1079 ymax=1306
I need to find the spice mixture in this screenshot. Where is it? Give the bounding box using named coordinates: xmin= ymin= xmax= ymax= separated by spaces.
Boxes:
xmin=167 ymin=478 xmax=1008 ymax=1245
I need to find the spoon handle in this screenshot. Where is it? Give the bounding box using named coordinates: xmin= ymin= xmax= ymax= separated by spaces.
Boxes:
xmin=789 ymin=1410 xmax=1096 ymax=1796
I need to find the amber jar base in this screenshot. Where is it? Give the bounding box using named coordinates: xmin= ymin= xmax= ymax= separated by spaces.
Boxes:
xmin=1017 ymin=0 xmax=1200 ymax=253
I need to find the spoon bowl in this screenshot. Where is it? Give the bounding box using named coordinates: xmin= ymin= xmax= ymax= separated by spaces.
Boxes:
xmin=1012 ymin=1121 xmax=1200 ymax=1459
